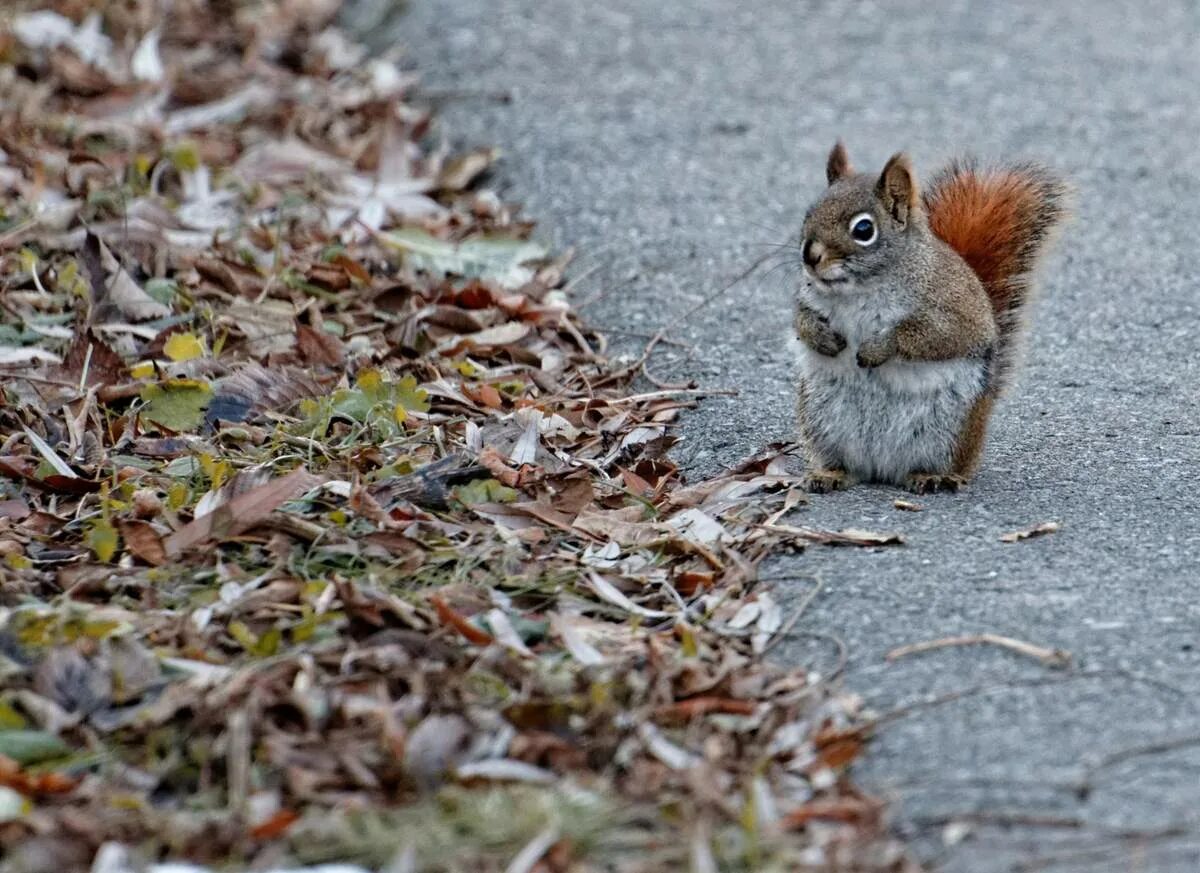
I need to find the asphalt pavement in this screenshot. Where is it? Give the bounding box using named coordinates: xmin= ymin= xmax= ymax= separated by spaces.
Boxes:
xmin=351 ymin=2 xmax=1200 ymax=869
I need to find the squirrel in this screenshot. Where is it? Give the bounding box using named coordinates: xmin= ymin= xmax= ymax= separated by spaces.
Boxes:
xmin=793 ymin=142 xmax=1068 ymax=494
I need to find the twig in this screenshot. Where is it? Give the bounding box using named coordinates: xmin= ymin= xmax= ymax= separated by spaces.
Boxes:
xmin=1080 ymin=733 xmax=1200 ymax=793
xmin=759 ymin=522 xmax=903 ymax=547
xmin=760 ymin=576 xmax=824 ymax=656
xmin=886 ymin=633 xmax=1072 ymax=669
xmin=1001 ymin=521 xmax=1061 ymax=542
xmin=600 ymin=328 xmax=693 ymax=350
xmin=1015 ymin=837 xmax=1200 ymax=873
xmin=800 ymin=630 xmax=849 ymax=684
xmin=0 ymin=218 xmax=38 ymax=250
xmin=590 ymin=249 xmax=778 ymax=389
xmin=569 ymin=387 xmax=737 ymax=406
xmin=416 ymin=86 xmax=513 ymax=104
xmin=867 ymin=670 xmax=1185 ymax=731
xmin=914 ymin=811 xmax=1086 ymax=831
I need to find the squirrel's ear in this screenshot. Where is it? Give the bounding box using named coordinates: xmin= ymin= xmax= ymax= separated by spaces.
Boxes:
xmin=826 ymin=141 xmax=853 ymax=185
xmin=876 ymin=153 xmax=918 ymax=226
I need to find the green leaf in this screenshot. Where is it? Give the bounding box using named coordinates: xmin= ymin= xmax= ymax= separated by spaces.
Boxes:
xmin=168 ymin=141 xmax=201 ymax=172
xmin=0 ymin=729 xmax=71 ymax=765
xmin=140 ymin=379 xmax=212 ymax=432
xmin=227 ymin=621 xmax=258 ymax=652
xmin=383 ymin=229 xmax=547 ymax=290
xmin=453 ymin=478 xmax=519 ymax=506
xmin=144 ymin=278 xmax=178 ymax=305
xmin=228 ymin=621 xmax=281 ymax=657
xmin=323 ymin=373 xmax=430 ymax=436
xmin=394 ymin=375 xmax=430 ymax=415
xmin=162 ymin=457 xmax=201 ymax=479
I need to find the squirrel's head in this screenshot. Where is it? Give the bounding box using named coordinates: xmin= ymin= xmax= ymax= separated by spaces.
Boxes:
xmin=801 ymin=142 xmax=922 ymax=289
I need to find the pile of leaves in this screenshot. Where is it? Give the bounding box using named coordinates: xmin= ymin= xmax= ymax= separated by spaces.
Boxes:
xmin=0 ymin=2 xmax=915 ymax=871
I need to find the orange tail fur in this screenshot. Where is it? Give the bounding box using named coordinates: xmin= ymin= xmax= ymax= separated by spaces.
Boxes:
xmin=924 ymin=160 xmax=1069 ymax=388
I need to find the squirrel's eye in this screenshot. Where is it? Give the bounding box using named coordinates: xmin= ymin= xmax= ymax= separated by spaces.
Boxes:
xmin=848 ymin=213 xmax=877 ymax=245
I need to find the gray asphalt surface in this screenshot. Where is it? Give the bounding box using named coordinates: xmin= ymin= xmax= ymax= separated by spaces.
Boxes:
xmin=353 ymin=2 xmax=1200 ymax=869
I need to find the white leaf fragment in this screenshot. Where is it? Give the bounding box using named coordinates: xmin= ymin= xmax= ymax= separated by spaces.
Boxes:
xmin=485 ymin=609 xmax=533 ymax=658
xmin=13 ymin=11 xmax=112 ymax=67
xmin=638 ymin=722 xmax=698 ymax=770
xmin=551 ymin=614 xmax=606 ymax=666
xmin=586 ymin=572 xmax=669 ymax=618
xmin=504 ymin=825 xmax=562 ymax=873
xmin=0 ymin=346 xmax=62 ymax=365
xmin=131 ymin=28 xmax=164 ymax=82
xmin=22 ymin=425 xmax=76 ymax=478
xmin=668 ymin=507 xmax=728 ymax=547
xmin=455 ymin=759 xmax=555 ymax=784
xmin=510 ymin=408 xmax=541 ymax=464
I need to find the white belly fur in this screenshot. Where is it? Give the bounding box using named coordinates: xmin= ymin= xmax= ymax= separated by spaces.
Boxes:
xmin=794 ymin=288 xmax=987 ymax=484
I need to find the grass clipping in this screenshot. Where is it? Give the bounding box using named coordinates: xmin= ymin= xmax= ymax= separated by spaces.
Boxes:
xmin=0 ymin=3 xmax=914 ymax=872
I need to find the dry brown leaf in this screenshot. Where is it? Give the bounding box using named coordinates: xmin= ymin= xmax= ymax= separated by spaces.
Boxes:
xmin=90 ymin=234 xmax=171 ymax=322
xmin=195 ymin=257 xmax=267 ymax=298
xmin=164 ymin=467 xmax=321 ymax=557
xmin=295 ymin=323 xmax=346 ymax=367
xmin=779 ymin=797 xmax=882 ymax=830
xmin=118 ymin=519 xmax=166 ymax=566
xmin=1000 ymin=521 xmax=1061 ymax=543
xmin=655 ymin=697 xmax=757 ymax=723
xmin=207 ymin=363 xmax=328 ymax=424
xmin=436 ymin=147 xmax=498 ymax=191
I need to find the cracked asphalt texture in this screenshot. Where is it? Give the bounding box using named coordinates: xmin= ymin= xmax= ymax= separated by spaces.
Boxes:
xmin=350 ymin=1 xmax=1200 ymax=869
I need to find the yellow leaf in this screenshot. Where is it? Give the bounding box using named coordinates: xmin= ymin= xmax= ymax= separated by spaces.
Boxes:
xmin=169 ymin=142 xmax=201 ymax=172
xmin=4 ymin=554 xmax=31 ymax=570
xmin=87 ymin=518 xmax=119 ymax=562
xmin=198 ymin=454 xmax=228 ymax=491
xmin=166 ymin=482 xmax=188 ymax=510
xmin=393 ymin=404 xmax=407 ymax=425
xmin=355 ymin=368 xmax=382 ymax=392
xmin=56 ymin=260 xmax=88 ymax=298
xmin=163 ymin=332 xmax=206 ymax=362
xmin=130 ymin=361 xmax=156 ymax=379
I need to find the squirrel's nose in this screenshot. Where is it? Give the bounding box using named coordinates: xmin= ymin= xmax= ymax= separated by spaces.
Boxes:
xmin=803 ymin=239 xmax=823 ymax=268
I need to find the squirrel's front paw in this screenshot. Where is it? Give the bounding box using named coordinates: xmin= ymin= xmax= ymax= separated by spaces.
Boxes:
xmin=811 ymin=327 xmax=847 ymax=357
xmin=855 ymin=337 xmax=895 ymax=369
xmin=905 ymin=473 xmax=966 ymax=494
xmin=797 ymin=323 xmax=846 ymax=357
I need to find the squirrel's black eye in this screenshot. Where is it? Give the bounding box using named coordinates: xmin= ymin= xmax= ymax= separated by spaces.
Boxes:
xmin=848 ymin=213 xmax=877 ymax=245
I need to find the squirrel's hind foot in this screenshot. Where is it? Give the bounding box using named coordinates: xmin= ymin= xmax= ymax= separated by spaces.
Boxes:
xmin=905 ymin=473 xmax=966 ymax=495
xmin=803 ymin=469 xmax=850 ymax=493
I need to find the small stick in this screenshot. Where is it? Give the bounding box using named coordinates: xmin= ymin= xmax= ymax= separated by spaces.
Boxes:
xmin=887 ymin=633 xmax=1072 ymax=668
xmin=1001 ymin=521 xmax=1060 ymax=542
xmin=760 ymin=576 xmax=824 ymax=656
xmin=569 ymin=387 xmax=738 ymax=406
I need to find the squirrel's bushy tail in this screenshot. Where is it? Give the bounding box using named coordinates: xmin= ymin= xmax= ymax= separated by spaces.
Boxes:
xmin=924 ymin=159 xmax=1069 ymax=388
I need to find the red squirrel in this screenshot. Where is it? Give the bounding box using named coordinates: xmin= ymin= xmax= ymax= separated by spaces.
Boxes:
xmin=793 ymin=143 xmax=1069 ymax=493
